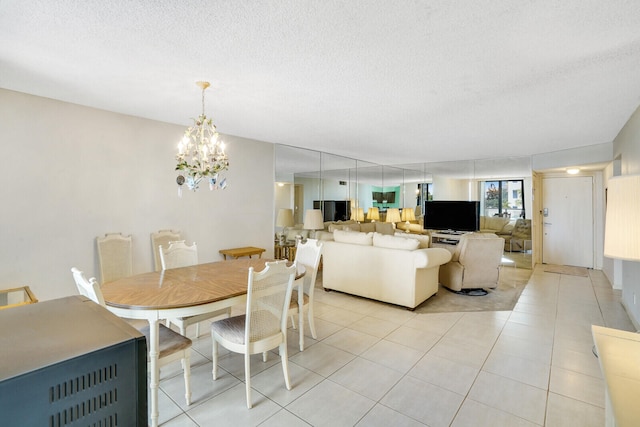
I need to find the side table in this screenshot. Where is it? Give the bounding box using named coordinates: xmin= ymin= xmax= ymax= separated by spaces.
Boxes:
xmin=274 ymin=241 xmax=297 ymax=261
xmin=219 ymin=246 xmax=266 ymax=260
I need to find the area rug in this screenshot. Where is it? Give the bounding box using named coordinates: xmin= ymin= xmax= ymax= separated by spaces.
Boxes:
xmin=414 ymin=267 xmax=532 ymax=313
xmin=543 ymin=264 xmax=589 ymax=277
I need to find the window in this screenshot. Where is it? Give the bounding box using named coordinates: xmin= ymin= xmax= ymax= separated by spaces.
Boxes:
xmin=482 ymin=180 xmax=524 ymax=217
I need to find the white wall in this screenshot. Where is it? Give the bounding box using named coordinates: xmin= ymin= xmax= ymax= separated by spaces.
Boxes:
xmin=0 ymin=89 xmax=275 ymax=301
xmin=611 ymin=104 xmax=640 ymax=327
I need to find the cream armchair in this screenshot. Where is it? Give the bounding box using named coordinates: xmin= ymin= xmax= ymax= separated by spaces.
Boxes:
xmin=439 ymin=233 xmax=505 ymax=292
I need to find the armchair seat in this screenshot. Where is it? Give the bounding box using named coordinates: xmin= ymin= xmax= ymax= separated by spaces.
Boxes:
xmin=439 ymin=233 xmax=505 ymax=292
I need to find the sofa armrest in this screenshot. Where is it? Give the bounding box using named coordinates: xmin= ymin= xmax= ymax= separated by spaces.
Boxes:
xmin=413 ymin=248 xmax=452 ymax=269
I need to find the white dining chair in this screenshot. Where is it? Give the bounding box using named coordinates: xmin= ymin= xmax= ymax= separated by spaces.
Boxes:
xmin=160 ymin=241 xmax=230 ymax=337
xmin=96 ymin=232 xmax=132 ymax=284
xmin=288 ymin=238 xmax=323 ymax=351
xmin=71 ymin=267 xmax=193 ymax=405
xmin=211 ymin=260 xmax=296 ymax=408
xmin=151 ymin=229 xmax=182 ymax=271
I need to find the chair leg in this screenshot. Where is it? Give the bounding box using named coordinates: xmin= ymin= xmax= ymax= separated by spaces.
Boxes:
xmin=182 ymin=352 xmax=192 ymax=406
xmin=298 ymin=307 xmax=304 ymax=352
xmin=308 ymin=304 xmax=317 ymax=339
xmin=211 ymin=339 xmax=218 ymax=380
xmin=245 ymin=353 xmax=252 ymax=408
xmin=279 ymin=342 xmax=291 ymax=390
xmin=290 ymin=313 xmax=297 ymax=329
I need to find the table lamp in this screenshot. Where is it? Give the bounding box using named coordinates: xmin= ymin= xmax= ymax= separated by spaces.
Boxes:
xmin=385 ymin=208 xmax=401 ymax=225
xmin=401 ymin=207 xmax=416 ymax=232
xmin=276 ymin=208 xmax=294 ymax=244
xmin=351 ymin=207 xmax=365 ymax=222
xmin=303 ymin=209 xmax=324 ymax=239
xmin=367 ymin=207 xmax=380 ymax=222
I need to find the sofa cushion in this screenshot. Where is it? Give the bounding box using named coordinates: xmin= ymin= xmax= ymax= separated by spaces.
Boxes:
xmin=394 ymin=232 xmax=430 ymax=248
xmin=343 ymin=223 xmax=361 ymax=232
xmin=333 ymin=230 xmax=373 ymax=246
xmin=359 ymin=222 xmax=376 ymax=233
xmin=373 ymin=233 xmax=420 ymax=250
xmin=374 ymin=222 xmax=394 ymax=235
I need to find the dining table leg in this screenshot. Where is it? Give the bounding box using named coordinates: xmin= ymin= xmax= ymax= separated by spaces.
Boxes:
xmin=148 ymin=317 xmax=160 ymax=427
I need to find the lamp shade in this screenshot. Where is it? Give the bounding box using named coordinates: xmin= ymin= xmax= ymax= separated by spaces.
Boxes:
xmin=385 ymin=208 xmax=401 ymax=223
xmin=604 ymin=175 xmax=640 ymax=261
xmin=415 ymin=205 xmax=422 ymax=217
xmin=303 ymin=209 xmax=324 ymax=230
xmin=276 ymin=208 xmax=294 ymax=228
xmin=351 ymin=207 xmax=365 ymax=222
xmin=401 ymin=207 xmax=416 ymax=222
xmin=367 ymin=207 xmax=380 ymax=221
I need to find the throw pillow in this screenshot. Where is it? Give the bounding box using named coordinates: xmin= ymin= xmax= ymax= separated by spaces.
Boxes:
xmin=374 ymin=222 xmax=394 ymax=235
xmin=394 ymin=232 xmax=430 ymax=248
xmin=373 ymin=233 xmax=420 ymax=250
xmin=328 ymin=224 xmax=344 ymax=232
xmin=333 ymin=230 xmax=374 ymax=246
xmin=343 ymin=223 xmax=361 ymax=232
xmin=359 ymin=222 xmax=375 ymax=233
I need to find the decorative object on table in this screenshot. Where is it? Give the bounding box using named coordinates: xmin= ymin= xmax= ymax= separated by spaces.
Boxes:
xmin=211 ymin=260 xmax=296 ymax=408
xmin=175 ymin=81 xmax=229 ymax=196
xmin=303 ymin=209 xmax=324 ymax=239
xmin=276 ymin=208 xmax=294 ymax=244
xmin=604 ymin=175 xmax=640 ymax=261
xmin=366 ymin=207 xmax=380 ymax=222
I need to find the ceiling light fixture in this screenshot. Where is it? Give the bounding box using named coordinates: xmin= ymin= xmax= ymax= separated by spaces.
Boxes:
xmin=566 ymin=168 xmax=580 ymax=175
xmin=175 ymin=81 xmax=229 ymax=196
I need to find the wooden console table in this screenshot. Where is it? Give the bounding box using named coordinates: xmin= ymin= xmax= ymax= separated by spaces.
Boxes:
xmin=219 ymin=246 xmax=266 ymax=260
xmin=274 ymin=242 xmax=296 ymax=261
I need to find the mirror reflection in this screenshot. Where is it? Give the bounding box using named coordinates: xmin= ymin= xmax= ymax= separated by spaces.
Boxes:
xmin=274 ymin=144 xmax=533 ymax=268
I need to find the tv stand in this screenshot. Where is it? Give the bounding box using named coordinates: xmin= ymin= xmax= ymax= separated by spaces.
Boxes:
xmin=430 ymin=230 xmax=471 ymax=246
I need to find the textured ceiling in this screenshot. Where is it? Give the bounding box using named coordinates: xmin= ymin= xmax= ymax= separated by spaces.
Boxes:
xmin=2 ymin=0 xmax=640 ymax=166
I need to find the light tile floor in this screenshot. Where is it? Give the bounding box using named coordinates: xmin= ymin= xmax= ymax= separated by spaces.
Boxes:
xmin=155 ymin=265 xmax=635 ymax=426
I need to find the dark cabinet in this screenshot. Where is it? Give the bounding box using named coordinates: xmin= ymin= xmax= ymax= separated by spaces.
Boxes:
xmin=313 ymin=200 xmax=351 ymax=222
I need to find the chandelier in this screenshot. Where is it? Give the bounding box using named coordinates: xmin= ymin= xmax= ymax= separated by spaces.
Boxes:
xmin=175 ymin=81 xmax=229 ymax=195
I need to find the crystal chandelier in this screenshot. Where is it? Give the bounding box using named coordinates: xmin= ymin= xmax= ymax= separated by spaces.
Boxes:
xmin=175 ymin=81 xmax=229 ymax=195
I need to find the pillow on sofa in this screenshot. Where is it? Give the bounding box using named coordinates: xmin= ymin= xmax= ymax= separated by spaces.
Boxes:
xmin=394 ymin=232 xmax=430 ymax=248
xmin=344 ymin=223 xmax=361 ymax=232
xmin=328 ymin=224 xmax=344 ymax=232
xmin=333 ymin=230 xmax=373 ymax=246
xmin=374 ymin=222 xmax=394 ymax=235
xmin=359 ymin=222 xmax=375 ymax=233
xmin=373 ymin=233 xmax=420 ymax=250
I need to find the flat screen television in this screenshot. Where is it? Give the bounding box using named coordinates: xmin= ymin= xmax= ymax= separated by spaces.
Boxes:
xmin=424 ymin=200 xmax=480 ymax=232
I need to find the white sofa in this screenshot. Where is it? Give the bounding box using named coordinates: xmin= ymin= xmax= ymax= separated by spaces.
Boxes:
xmin=322 ymin=230 xmax=452 ymax=309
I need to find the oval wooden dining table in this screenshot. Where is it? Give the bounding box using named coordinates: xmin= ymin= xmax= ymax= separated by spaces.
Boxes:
xmin=101 ymin=258 xmax=304 ymax=427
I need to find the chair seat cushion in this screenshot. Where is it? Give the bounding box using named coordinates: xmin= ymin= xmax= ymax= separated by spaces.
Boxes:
xmin=138 ymin=323 xmax=192 ymax=358
xmin=211 ymin=315 xmax=247 ymax=345
xmin=289 ymin=290 xmax=309 ymax=308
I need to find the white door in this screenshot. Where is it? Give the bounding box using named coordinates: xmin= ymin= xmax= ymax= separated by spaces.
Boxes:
xmin=542 ymin=176 xmax=593 ymax=268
